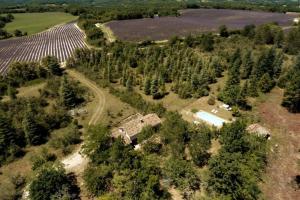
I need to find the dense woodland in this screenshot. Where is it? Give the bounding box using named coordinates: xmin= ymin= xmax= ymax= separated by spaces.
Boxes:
xmin=67 ymin=22 xmax=300 ymax=113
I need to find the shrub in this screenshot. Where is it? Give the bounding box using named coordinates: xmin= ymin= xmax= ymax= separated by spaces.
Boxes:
xmin=207 ymin=96 xmax=216 ymax=105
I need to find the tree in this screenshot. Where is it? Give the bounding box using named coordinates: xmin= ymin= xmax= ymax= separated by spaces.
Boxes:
xmin=126 ymin=75 xmax=133 ymax=91
xmin=22 ymin=104 xmax=44 ymax=145
xmin=83 ymin=165 xmax=113 ymax=196
xmin=241 ymin=51 xmax=253 ymax=79
xmin=258 ymin=73 xmax=275 ymax=93
xmin=60 ymin=76 xmax=77 ymax=109
xmin=144 ymin=77 xmax=151 ymax=95
xmin=282 ymin=69 xmax=300 ymax=113
xmin=14 ymin=29 xmax=23 ymax=37
xmin=284 ymin=25 xmax=300 ymax=55
xmin=29 ymin=165 xmax=74 ymax=200
xmin=200 ymin=33 xmax=214 ymax=52
xmin=210 ymin=57 xmax=223 ymax=78
xmin=248 ymin=76 xmax=259 ymax=97
xmin=160 ymin=112 xmax=188 ymax=158
xmin=242 ymin=24 xmax=256 ymax=38
xmin=219 ymin=25 xmax=229 ymax=37
xmin=83 ymin=125 xmax=112 ymax=164
xmin=0 ymin=114 xmax=16 ymax=164
xmin=151 ymin=78 xmax=159 ymax=98
xmin=42 ymin=56 xmax=62 ymax=76
xmin=189 ymin=125 xmax=212 ymax=166
xmin=208 ymin=152 xmax=261 ymax=200
xmin=164 ymin=157 xmax=200 ymax=192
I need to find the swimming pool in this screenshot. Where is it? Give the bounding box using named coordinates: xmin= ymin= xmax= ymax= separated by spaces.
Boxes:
xmin=195 ymin=111 xmax=227 ymax=127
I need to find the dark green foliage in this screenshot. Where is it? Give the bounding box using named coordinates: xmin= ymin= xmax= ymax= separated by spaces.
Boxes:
xmin=84 ymin=165 xmax=113 ymax=196
xmin=208 ymin=120 xmax=267 ymax=200
xmin=22 ymin=104 xmax=45 ymax=145
xmin=164 ymin=157 xmax=200 ymax=192
xmin=218 ymin=50 xmax=247 ymax=107
xmin=242 ymin=24 xmax=256 ymax=38
xmin=13 ymin=29 xmax=23 ymax=37
xmin=137 ymin=126 xmax=156 ymax=143
xmin=7 ymin=62 xmax=47 ymax=87
xmin=144 ymin=77 xmax=151 ymax=95
xmin=284 ymin=25 xmax=300 ymax=55
xmin=68 ymin=43 xmax=214 ymax=100
xmin=240 ymin=50 xmax=253 ymax=79
xmin=31 ymin=148 xmax=57 ymax=171
xmin=0 ymin=14 xmax=14 ymax=40
xmin=160 ymin=112 xmax=188 ymax=158
xmin=0 ymin=113 xmax=18 ymax=165
xmin=41 ymin=56 xmax=62 ymax=76
xmin=83 ymin=125 xmax=170 ymax=199
xmin=189 ymin=125 xmax=212 ymax=167
xmin=254 ymin=23 xmax=283 ymax=46
xmin=83 ymin=125 xmax=112 ymax=164
xmin=200 ymin=33 xmax=214 ymax=52
xmin=60 ymin=76 xmax=81 ymax=109
xmin=258 ymin=73 xmax=275 ymax=93
xmin=219 ymin=25 xmax=229 ymax=37
xmin=282 ymin=55 xmax=300 ymax=113
xmin=143 ymin=141 xmax=162 ymax=154
xmin=78 ymin=19 xmax=106 ymax=47
xmin=29 ymin=165 xmax=77 ymax=200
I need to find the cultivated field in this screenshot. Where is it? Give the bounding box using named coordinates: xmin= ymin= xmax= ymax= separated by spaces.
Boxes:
xmin=107 ymin=8 xmax=298 ymax=41
xmin=0 ymin=23 xmax=86 ymax=74
xmin=4 ymin=12 xmax=77 ymax=36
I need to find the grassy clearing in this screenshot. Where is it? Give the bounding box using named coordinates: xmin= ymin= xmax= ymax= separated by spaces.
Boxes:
xmin=135 ymin=84 xmax=195 ymax=111
xmin=17 ymin=82 xmax=45 ymax=98
xmin=4 ymin=12 xmax=77 ymax=35
xmin=78 ymin=88 xmax=137 ymax=127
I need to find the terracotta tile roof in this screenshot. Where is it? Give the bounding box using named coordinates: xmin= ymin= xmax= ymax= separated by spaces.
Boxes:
xmin=111 ymin=113 xmax=162 ymax=144
xmin=246 ymin=123 xmax=271 ymax=137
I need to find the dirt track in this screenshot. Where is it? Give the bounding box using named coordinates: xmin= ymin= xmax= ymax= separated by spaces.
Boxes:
xmin=67 ymin=69 xmax=106 ymax=126
xmin=61 ymin=70 xmax=106 ymax=174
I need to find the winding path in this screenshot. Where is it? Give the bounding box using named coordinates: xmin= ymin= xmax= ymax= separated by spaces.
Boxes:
xmin=62 ymin=70 xmax=106 ymax=174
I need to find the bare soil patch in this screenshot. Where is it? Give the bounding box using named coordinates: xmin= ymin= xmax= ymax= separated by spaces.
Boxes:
xmin=257 ymin=88 xmax=300 ymax=200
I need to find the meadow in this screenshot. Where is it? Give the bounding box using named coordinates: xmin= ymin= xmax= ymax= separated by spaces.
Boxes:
xmin=4 ymin=12 xmax=77 ymax=35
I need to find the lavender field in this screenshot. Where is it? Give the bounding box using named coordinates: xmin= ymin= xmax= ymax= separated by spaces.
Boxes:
xmin=107 ymin=9 xmax=298 ymax=41
xmin=0 ymin=23 xmax=86 ymax=74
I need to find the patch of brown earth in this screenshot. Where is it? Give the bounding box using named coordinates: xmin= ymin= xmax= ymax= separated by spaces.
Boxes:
xmin=258 ymin=88 xmax=300 ymax=200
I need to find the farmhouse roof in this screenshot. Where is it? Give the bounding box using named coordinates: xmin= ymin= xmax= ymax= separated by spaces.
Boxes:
xmin=246 ymin=123 xmax=271 ymax=137
xmin=111 ymin=113 xmax=162 ymax=144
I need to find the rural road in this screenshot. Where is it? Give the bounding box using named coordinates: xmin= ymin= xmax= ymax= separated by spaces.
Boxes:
xmin=67 ymin=69 xmax=106 ymax=126
xmin=62 ymin=70 xmax=106 ymax=174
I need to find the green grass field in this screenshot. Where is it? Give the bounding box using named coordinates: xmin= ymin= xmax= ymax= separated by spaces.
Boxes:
xmin=4 ymin=12 xmax=77 ymax=35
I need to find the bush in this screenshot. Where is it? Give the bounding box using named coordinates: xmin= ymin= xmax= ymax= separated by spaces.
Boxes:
xmin=207 ymin=96 xmax=216 ymax=105
xmin=143 ymin=141 xmax=162 ymax=154
xmin=29 ymin=165 xmax=75 ymax=200
xmin=83 ymin=165 xmax=113 ymax=196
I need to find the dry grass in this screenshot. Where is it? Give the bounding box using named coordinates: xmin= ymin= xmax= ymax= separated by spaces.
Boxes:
xmin=251 ymin=88 xmax=300 ymax=200
xmin=17 ymin=82 xmax=45 ymax=98
xmin=135 ymin=85 xmax=195 ymax=111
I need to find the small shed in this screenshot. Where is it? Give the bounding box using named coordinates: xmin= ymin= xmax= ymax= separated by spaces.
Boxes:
xmin=246 ymin=124 xmax=271 ymax=139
